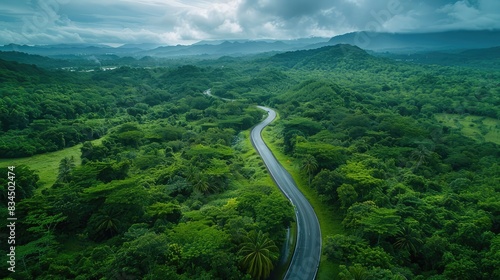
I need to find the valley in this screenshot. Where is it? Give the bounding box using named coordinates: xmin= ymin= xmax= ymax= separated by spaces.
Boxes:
xmin=1 ymin=38 xmax=499 ymax=280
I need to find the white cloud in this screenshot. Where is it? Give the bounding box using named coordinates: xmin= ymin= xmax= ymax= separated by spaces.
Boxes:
xmin=0 ymin=0 xmax=499 ymax=45
xmin=216 ymin=19 xmax=243 ymax=34
xmin=439 ymin=1 xmax=481 ymax=21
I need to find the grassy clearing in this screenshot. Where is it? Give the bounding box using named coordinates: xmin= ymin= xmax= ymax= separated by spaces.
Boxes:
xmin=435 ymin=113 xmax=500 ymax=145
xmin=0 ymin=144 xmax=82 ymax=189
xmin=260 ymin=112 xmax=344 ymax=279
xmin=0 ymin=138 xmax=104 ymax=190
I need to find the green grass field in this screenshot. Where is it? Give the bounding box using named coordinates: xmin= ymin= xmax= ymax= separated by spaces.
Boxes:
xmin=260 ymin=111 xmax=344 ymax=280
xmin=435 ymin=113 xmax=500 ymax=145
xmin=0 ymin=138 xmax=103 ymax=190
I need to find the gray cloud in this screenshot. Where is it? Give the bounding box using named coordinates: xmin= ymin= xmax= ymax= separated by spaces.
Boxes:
xmin=0 ymin=0 xmax=499 ymax=45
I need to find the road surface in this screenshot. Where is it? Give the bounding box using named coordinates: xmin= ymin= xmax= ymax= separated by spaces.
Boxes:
xmin=250 ymin=106 xmax=321 ymax=280
xmin=203 ymin=88 xmax=235 ymax=102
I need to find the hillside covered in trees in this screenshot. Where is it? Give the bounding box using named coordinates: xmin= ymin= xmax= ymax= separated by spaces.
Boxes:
xmin=0 ymin=59 xmax=294 ymax=279
xmin=1 ymin=43 xmax=499 ymax=279
xmin=264 ymin=45 xmax=500 ymax=279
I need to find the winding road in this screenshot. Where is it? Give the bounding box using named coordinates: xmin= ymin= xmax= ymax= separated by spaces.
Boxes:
xmin=250 ymin=106 xmax=321 ymax=280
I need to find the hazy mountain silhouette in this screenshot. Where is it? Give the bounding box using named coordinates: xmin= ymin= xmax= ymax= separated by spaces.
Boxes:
xmin=323 ymin=30 xmax=500 ymax=52
xmin=1 ymin=30 xmax=498 ymax=59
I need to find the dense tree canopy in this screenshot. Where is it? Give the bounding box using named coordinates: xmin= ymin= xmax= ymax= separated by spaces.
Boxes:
xmin=1 ymin=43 xmax=499 ymax=279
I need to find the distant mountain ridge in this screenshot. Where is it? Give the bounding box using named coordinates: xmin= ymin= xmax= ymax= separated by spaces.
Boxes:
xmin=1 ymin=30 xmax=499 ymax=70
xmin=324 ymin=30 xmax=500 ymax=52
xmin=0 ymin=51 xmax=72 ymax=68
xmin=0 ymin=43 xmax=144 ymax=56
xmin=144 ymin=40 xmax=291 ymax=57
xmin=0 ymin=38 xmax=330 ymax=59
xmin=1 ymin=30 xmax=498 ymax=59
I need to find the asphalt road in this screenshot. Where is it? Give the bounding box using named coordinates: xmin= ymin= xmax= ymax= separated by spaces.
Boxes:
xmin=250 ymin=106 xmax=321 ymax=280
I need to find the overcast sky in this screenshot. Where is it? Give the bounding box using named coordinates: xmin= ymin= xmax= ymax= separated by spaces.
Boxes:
xmin=1 ymin=0 xmax=499 ymax=46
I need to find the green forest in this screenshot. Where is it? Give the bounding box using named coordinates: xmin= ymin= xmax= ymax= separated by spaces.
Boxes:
xmin=1 ymin=44 xmax=500 ymax=280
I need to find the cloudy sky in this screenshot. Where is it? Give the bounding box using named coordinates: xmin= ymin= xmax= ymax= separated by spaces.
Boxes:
xmin=1 ymin=0 xmax=499 ymax=46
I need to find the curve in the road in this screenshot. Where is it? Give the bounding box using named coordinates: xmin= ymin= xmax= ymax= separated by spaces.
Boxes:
xmin=250 ymin=106 xmax=321 ymax=280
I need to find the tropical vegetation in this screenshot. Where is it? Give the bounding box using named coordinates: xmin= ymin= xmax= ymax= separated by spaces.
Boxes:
xmin=1 ymin=43 xmax=499 ymax=279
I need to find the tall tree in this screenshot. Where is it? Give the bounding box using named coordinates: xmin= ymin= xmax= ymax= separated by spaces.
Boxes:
xmin=337 ymin=183 xmax=358 ymax=210
xmin=410 ymin=145 xmax=432 ymax=171
xmin=393 ymin=226 xmax=423 ymax=255
xmin=238 ymin=230 xmax=279 ymax=280
xmin=301 ymin=154 xmax=318 ymax=186
xmin=88 ymin=207 xmax=122 ymax=240
xmin=0 ymin=165 xmax=39 ymax=202
xmin=190 ymin=172 xmax=211 ymax=194
xmin=57 ymin=156 xmax=76 ymax=183
xmin=359 ymin=207 xmax=400 ymax=244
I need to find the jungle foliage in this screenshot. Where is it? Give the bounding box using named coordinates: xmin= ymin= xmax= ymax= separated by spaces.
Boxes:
xmin=0 ymin=59 xmax=293 ymax=280
xmin=265 ymin=45 xmax=500 ymax=279
xmin=1 ymin=43 xmax=500 ymax=279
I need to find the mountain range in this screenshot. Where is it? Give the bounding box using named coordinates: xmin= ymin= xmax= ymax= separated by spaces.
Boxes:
xmin=1 ymin=30 xmax=499 ymax=60
xmin=0 ymin=37 xmax=330 ymax=59
xmin=323 ymin=30 xmax=500 ymax=52
xmin=1 ymin=30 xmax=499 ymax=70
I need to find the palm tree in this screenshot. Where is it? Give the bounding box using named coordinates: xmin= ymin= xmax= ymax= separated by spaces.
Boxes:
xmin=190 ymin=172 xmax=211 ymax=194
xmin=185 ymin=164 xmax=197 ymax=182
xmin=93 ymin=208 xmax=122 ymax=239
xmin=238 ymin=230 xmax=279 ymax=280
xmin=57 ymin=156 xmax=75 ymax=182
xmin=410 ymin=145 xmax=432 ymax=171
xmin=394 ymin=226 xmax=423 ymax=255
xmin=346 ymin=264 xmax=369 ymax=280
xmin=301 ymin=154 xmax=318 ymax=186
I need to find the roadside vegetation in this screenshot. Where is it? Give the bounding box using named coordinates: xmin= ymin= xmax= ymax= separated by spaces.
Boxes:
xmin=1 ymin=43 xmax=500 ymax=279
xmin=0 ymin=60 xmax=294 ymax=279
